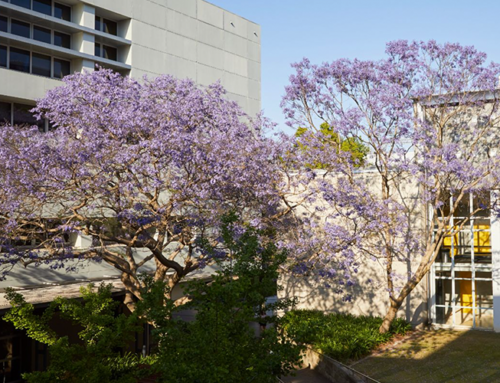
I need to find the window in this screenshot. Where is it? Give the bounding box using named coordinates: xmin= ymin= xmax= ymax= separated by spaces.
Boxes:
xmin=54 ymin=2 xmax=71 ymax=21
xmin=0 ymin=101 xmax=52 ymax=131
xmin=103 ymin=18 xmax=117 ymax=35
xmin=32 ymin=52 xmax=51 ymax=77
xmin=54 ymin=30 xmax=70 ymax=48
xmin=432 ymin=192 xmax=493 ymax=329
xmin=9 ymin=47 xmax=30 ymax=72
xmin=10 ymin=0 xmax=30 ymax=9
xmin=0 ymin=15 xmax=7 ymax=32
xmin=34 ymin=25 xmax=51 ymax=44
xmin=13 ymin=103 xmax=36 ymax=125
xmin=4 ymin=16 xmax=74 ymax=50
xmin=33 ymin=0 xmax=52 ymax=16
xmin=53 ymin=57 xmax=69 ymax=78
xmin=103 ymin=45 xmax=117 ymax=61
xmin=11 ymin=19 xmax=30 ymax=38
xmin=2 ymin=45 xmax=71 ymax=79
xmin=0 ymin=324 xmax=22 ymax=383
xmin=95 ymin=16 xmax=117 ymax=36
xmin=2 ymin=0 xmax=71 ymax=20
xmin=95 ymin=43 xmax=117 ymax=61
xmin=0 ymin=45 xmax=6 ymax=67
xmin=95 ymin=16 xmax=101 ymax=32
xmin=0 ymin=101 xmax=10 ymax=124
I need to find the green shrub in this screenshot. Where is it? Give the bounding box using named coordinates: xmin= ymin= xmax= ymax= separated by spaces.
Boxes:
xmin=282 ymin=310 xmax=412 ymax=363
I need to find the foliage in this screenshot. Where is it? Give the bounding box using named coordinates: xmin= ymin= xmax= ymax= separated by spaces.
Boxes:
xmin=282 ymin=310 xmax=412 ymax=362
xmin=281 ymin=40 xmax=500 ymax=332
xmin=141 ymin=213 xmax=303 ymax=383
xmin=295 ymin=122 xmax=368 ymax=168
xmin=3 ymin=284 xmax=154 ymax=383
xmin=0 ymin=69 xmax=285 ymax=312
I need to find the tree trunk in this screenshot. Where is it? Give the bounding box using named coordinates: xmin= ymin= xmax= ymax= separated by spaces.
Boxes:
xmin=379 ymin=303 xmax=399 ymax=334
xmin=123 ymin=291 xmax=137 ymax=313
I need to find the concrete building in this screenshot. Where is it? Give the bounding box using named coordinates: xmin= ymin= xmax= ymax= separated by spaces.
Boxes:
xmin=0 ymin=0 xmax=261 ymax=130
xmin=0 ymin=1 xmax=260 ymax=381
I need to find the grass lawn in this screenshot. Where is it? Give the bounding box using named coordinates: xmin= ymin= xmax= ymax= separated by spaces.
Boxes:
xmin=352 ymin=329 xmax=500 ymax=383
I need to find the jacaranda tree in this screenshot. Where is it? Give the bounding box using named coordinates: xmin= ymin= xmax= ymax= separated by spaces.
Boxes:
xmin=281 ymin=40 xmax=500 ymax=332
xmin=0 ymin=69 xmax=285 ymax=313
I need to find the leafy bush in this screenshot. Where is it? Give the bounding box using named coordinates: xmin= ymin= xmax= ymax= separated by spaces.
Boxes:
xmin=138 ymin=212 xmax=303 ymax=383
xmin=3 ymin=284 xmax=155 ymax=383
xmin=282 ymin=310 xmax=412 ymax=362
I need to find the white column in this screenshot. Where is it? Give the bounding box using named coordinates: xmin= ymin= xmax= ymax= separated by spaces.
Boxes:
xmin=72 ymin=3 xmax=96 ymax=72
xmin=74 ymin=234 xmax=93 ymax=249
xmin=72 ymin=3 xmax=95 ymax=29
xmin=490 ymin=191 xmax=500 ymax=332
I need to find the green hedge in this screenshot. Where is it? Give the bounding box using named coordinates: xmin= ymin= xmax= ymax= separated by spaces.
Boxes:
xmin=282 ymin=310 xmax=412 ymax=363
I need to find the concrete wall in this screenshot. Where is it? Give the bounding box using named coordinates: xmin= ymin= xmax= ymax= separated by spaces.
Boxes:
xmin=278 ymin=171 xmax=429 ymax=327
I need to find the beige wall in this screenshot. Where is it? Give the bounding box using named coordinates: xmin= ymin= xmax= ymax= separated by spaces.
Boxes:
xmin=279 ymin=170 xmax=429 ymax=327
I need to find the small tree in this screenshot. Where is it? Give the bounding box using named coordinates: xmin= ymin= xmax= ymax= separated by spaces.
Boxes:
xmin=282 ymin=40 xmax=500 ymax=332
xmin=296 ymin=122 xmax=369 ymax=168
xmin=141 ymin=213 xmax=302 ymax=383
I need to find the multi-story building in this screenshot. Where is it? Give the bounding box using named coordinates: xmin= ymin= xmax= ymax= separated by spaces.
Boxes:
xmin=0 ymin=0 xmax=261 ymax=130
xmin=0 ymin=1 xmax=260 ymax=381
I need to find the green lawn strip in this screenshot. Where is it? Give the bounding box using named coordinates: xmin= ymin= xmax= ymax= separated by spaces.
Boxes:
xmin=353 ymin=330 xmax=500 ymax=383
xmin=282 ymin=310 xmax=411 ymax=363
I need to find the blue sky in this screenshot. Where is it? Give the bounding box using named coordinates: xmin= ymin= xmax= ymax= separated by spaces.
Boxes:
xmin=210 ymin=0 xmax=500 ymax=134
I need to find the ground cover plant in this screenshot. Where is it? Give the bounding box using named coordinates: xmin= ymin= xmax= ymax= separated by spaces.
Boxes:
xmin=282 ymin=310 xmax=411 ymax=362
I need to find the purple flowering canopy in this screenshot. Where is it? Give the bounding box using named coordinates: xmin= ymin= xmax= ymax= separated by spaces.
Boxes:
xmin=282 ymin=40 xmax=500 ymax=332
xmin=0 ymin=70 xmax=285 ymax=311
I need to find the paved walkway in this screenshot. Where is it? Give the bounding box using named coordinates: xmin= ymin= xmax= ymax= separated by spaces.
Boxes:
xmin=281 ymin=367 xmax=332 ymax=383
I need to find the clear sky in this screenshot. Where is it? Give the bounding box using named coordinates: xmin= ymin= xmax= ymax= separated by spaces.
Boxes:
xmin=210 ymin=0 xmax=500 ymax=134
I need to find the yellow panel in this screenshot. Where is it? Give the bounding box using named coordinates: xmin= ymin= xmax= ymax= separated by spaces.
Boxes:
xmin=456 ymin=271 xmax=473 ymax=314
xmin=442 ymin=225 xmax=491 ymax=256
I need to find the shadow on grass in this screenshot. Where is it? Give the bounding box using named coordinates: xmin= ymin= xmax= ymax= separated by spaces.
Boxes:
xmin=353 ymin=329 xmax=500 ymax=383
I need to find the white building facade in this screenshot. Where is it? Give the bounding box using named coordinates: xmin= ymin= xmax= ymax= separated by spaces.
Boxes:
xmin=0 ymin=0 xmax=261 ymax=129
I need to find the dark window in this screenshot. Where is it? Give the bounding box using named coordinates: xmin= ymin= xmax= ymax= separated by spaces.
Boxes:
xmin=9 ymin=47 xmax=30 ymax=73
xmin=13 ymin=103 xmax=37 ymax=126
xmin=11 ymin=0 xmax=30 ymax=9
xmin=11 ymin=19 xmax=30 ymax=38
xmin=94 ymin=43 xmax=101 ymax=57
xmin=0 ymin=45 xmax=6 ymax=67
xmin=103 ymin=19 xmax=117 ymax=35
xmin=95 ymin=16 xmax=101 ymax=31
xmin=103 ymin=45 xmax=117 ymax=61
xmin=32 ymin=52 xmax=51 ymax=77
xmin=53 ymin=58 xmax=70 ymax=78
xmin=54 ymin=3 xmax=71 ymax=21
xmin=34 ymin=25 xmax=51 ymax=44
xmin=54 ymin=31 xmax=70 ymax=48
xmin=33 ymin=0 xmax=52 ymax=16
xmin=0 ymin=15 xmax=7 ymax=33
xmin=0 ymin=101 xmax=10 ymax=125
